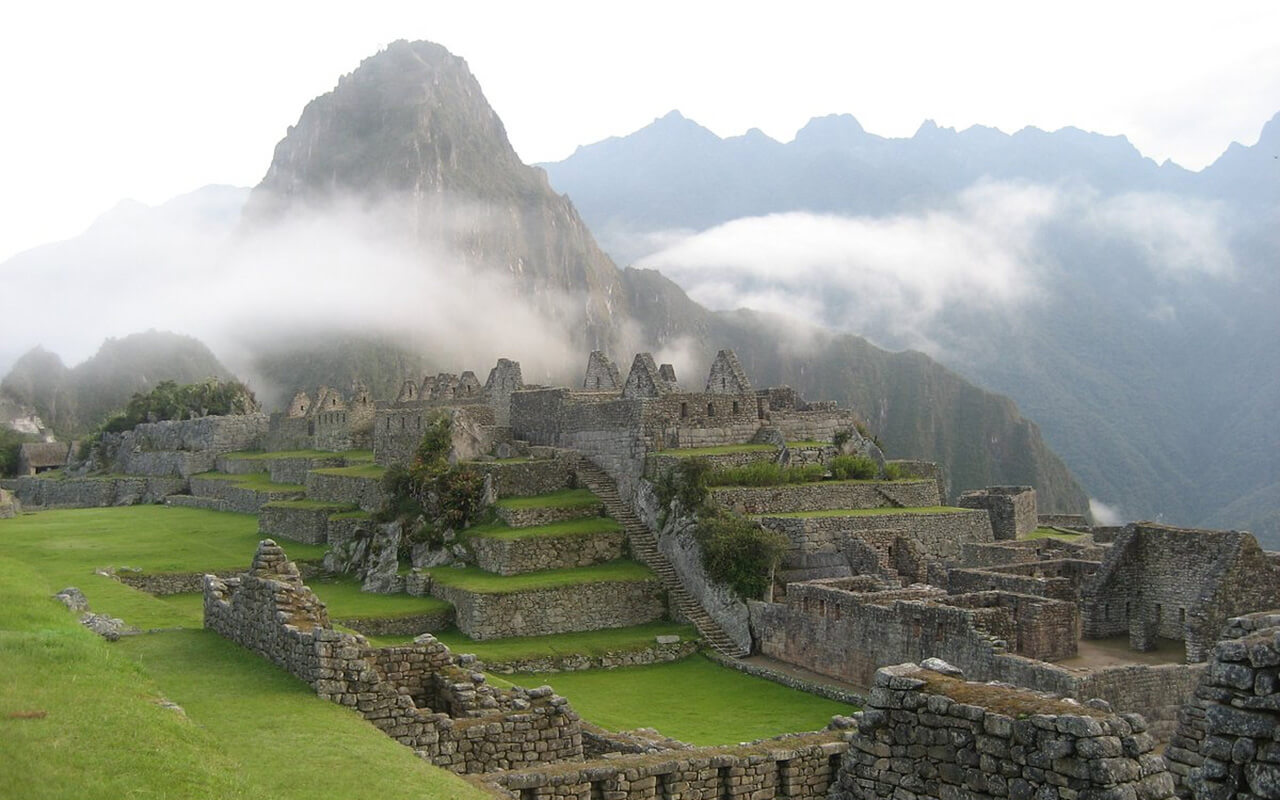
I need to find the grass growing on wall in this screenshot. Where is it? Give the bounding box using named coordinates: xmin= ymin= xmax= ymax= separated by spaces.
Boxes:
xmin=494 ymin=488 xmax=601 ymax=510
xmin=424 ymin=560 xmax=653 ymax=593
xmin=656 ymin=444 xmax=776 ymax=457
xmin=0 ymin=506 xmax=326 ymax=629
xmin=193 ymin=472 xmax=306 ymax=492
xmin=367 ymin=622 xmax=698 ymax=659
xmin=308 ymin=576 xmax=453 ymax=619
xmin=310 ymin=463 xmax=387 ymax=479
xmin=762 ymin=506 xmax=966 ymax=519
xmin=509 ymin=655 xmax=851 ymax=744
xmin=1024 ymin=527 xmax=1086 ymax=541
xmin=468 ymin=517 xmax=623 ymax=541
xmin=222 ymin=449 xmax=375 ymax=462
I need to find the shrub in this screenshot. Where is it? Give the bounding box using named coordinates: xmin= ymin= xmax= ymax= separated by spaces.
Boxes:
xmin=694 ymin=509 xmax=788 ymax=600
xmin=883 ymin=462 xmax=908 ymax=481
xmin=832 ymin=429 xmax=851 ymax=450
xmin=655 ymin=457 xmax=712 ymax=518
xmin=97 ymin=379 xmax=259 ymax=435
xmin=376 ymin=415 xmax=485 ymax=537
xmin=706 ymin=461 xmax=825 ymax=487
xmin=829 ymin=454 xmax=878 ymax=480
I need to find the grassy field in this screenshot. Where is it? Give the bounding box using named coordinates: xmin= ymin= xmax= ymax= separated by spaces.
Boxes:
xmin=425 ymin=560 xmax=653 ymax=593
xmin=310 ymin=463 xmax=387 ymax=479
xmin=656 ymin=444 xmax=775 ymax=457
xmin=1024 ymin=526 xmax=1087 ymax=541
xmin=508 ymin=655 xmax=850 ymax=744
xmin=369 ymin=621 xmax=697 ymax=659
xmin=0 ymin=506 xmax=326 ymax=629
xmin=194 ymin=471 xmax=306 ymax=492
xmin=468 ymin=516 xmax=622 ymax=541
xmin=494 ymin=488 xmax=600 ymax=510
xmin=0 ymin=549 xmax=490 ymax=799
xmin=762 ymin=506 xmax=966 ymax=519
xmin=222 ymin=449 xmax=374 ymax=462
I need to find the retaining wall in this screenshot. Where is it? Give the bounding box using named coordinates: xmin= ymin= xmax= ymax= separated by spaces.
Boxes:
xmin=304 ymin=471 xmax=388 ymax=513
xmin=430 ymin=578 xmax=666 ymax=640
xmin=470 ymin=529 xmax=626 ymax=575
xmin=711 ymin=480 xmax=940 ymax=515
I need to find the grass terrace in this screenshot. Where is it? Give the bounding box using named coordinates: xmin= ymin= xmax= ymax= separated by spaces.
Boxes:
xmin=261 ymin=499 xmax=358 ymax=512
xmin=508 ymin=655 xmax=852 ymax=744
xmin=468 ymin=517 xmax=622 ymax=541
xmin=762 ymin=506 xmax=967 ymax=519
xmin=464 ymin=456 xmax=533 ymax=465
xmin=307 ymin=576 xmax=453 ymax=619
xmin=493 ymin=488 xmax=601 ymax=510
xmin=193 ymin=472 xmax=305 ymax=492
xmin=1024 ymin=526 xmax=1087 ymax=541
xmin=221 ymin=449 xmax=374 ymax=462
xmin=0 ymin=506 xmax=326 ymax=629
xmin=425 ymin=560 xmax=653 ymax=594
xmin=368 ymin=622 xmax=697 ymax=660
xmin=309 ymin=463 xmax=387 ymax=479
xmin=656 ymin=444 xmax=776 ymax=457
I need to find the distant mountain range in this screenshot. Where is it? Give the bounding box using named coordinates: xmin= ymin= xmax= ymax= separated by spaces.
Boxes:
xmin=0 ymin=40 xmax=1094 ymax=515
xmin=540 ymin=109 xmax=1280 ymax=544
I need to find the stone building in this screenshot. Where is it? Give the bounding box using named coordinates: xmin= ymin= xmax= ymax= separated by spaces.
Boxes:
xmin=16 ymin=441 xmax=71 ymax=475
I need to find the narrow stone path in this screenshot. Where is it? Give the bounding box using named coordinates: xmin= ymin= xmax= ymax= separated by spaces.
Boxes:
xmin=574 ymin=460 xmax=749 ymax=658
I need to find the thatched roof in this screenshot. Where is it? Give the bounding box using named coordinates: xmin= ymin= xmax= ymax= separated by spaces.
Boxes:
xmin=19 ymin=442 xmax=71 ymax=468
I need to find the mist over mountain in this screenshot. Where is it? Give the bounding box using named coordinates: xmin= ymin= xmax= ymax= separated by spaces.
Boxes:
xmin=540 ymin=110 xmax=1280 ymax=544
xmin=0 ymin=39 xmax=1091 ymax=513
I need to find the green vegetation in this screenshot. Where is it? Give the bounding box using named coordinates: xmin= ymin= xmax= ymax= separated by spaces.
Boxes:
xmin=656 ymin=444 xmax=775 ymax=457
xmin=0 ymin=506 xmax=326 ymax=629
xmin=194 ymin=472 xmax=305 ymax=493
xmin=1024 ymin=526 xmax=1086 ymax=541
xmin=883 ymin=462 xmax=908 ymax=481
xmin=329 ymin=510 xmax=371 ymax=521
xmin=829 ymin=454 xmax=878 ymax=480
xmin=222 ymin=449 xmax=375 ymax=462
xmin=494 ymin=488 xmax=601 ymax=510
xmin=377 ymin=417 xmax=486 ymax=555
xmin=99 ymin=378 xmax=257 ymax=434
xmin=764 ymin=506 xmax=965 ymax=519
xmin=510 ymin=655 xmax=851 ymax=744
xmin=115 ymin=631 xmax=491 ymax=799
xmin=370 ymin=622 xmax=697 ymax=660
xmin=706 ymin=461 xmax=825 ymax=487
xmin=694 ymin=509 xmax=788 ymax=600
xmin=313 ymin=463 xmax=387 ymax=479
xmin=654 ymin=457 xmax=712 ymax=517
xmin=307 ymin=576 xmax=453 ymax=619
xmin=261 ymin=499 xmax=357 ymax=512
xmin=468 ymin=517 xmax=622 ymax=541
xmin=0 ymin=426 xmax=39 ymax=477
xmin=425 ymin=560 xmax=653 ymax=594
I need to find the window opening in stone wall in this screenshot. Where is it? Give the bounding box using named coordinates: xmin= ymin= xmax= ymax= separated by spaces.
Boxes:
xmin=707 ymin=403 xmax=715 ymax=417
xmin=680 ymin=402 xmax=688 ymax=418
xmin=519 ymin=789 xmax=538 ymax=800
xmin=777 ymin=758 xmax=793 ymax=796
xmin=400 ymin=417 xmax=405 ymax=430
xmin=733 ymin=400 xmax=740 ymax=414
xmin=828 ymin=753 xmax=844 ymax=786
xmin=721 ymin=376 xmax=726 ymax=390
xmin=657 ymin=772 xmax=674 ymax=799
xmin=1179 ymin=607 xmax=1186 ymax=624
xmin=1155 ymin=603 xmax=1162 ymax=626
xmin=1125 ymin=601 xmax=1131 ymax=617
xmin=594 ymin=377 xmax=600 ymax=389
xmin=758 ymin=397 xmax=766 ymax=419
xmin=589 ymin=779 xmax=606 ymax=800
xmin=718 ymin=766 xmax=733 ymax=800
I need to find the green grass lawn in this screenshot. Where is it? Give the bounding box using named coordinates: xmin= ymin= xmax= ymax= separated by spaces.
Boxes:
xmin=194 ymin=472 xmax=306 ymax=492
xmin=368 ymin=622 xmax=697 ymax=659
xmin=509 ymin=654 xmax=850 ymax=744
xmin=468 ymin=516 xmax=622 ymax=541
xmin=0 ymin=506 xmax=326 ymax=629
xmin=762 ymin=506 xmax=966 ymax=519
xmin=222 ymin=449 xmax=374 ymax=462
xmin=656 ymin=444 xmax=776 ymax=457
xmin=310 ymin=463 xmax=387 ymax=479
xmin=425 ymin=560 xmax=653 ymax=593
xmin=494 ymin=488 xmax=601 ymax=510
xmin=307 ymin=576 xmax=453 ymax=618
xmin=262 ymin=499 xmax=358 ymax=512
xmin=1024 ymin=526 xmax=1086 ymax=541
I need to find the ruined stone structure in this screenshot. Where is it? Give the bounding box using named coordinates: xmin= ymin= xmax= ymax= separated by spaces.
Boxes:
xmin=958 ymin=485 xmax=1039 ymax=541
xmin=16 ymin=441 xmax=71 ymax=475
xmin=830 ymin=663 xmax=1175 ymax=800
xmin=0 ymin=487 xmax=19 ymax=518
xmin=204 ymin=540 xmax=583 ymax=773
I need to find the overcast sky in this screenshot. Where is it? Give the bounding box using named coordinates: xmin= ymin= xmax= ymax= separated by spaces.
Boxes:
xmin=2 ymin=0 xmax=1277 ymax=264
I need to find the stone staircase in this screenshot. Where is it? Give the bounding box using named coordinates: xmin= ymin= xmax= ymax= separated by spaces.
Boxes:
xmin=573 ymin=459 xmax=750 ymax=658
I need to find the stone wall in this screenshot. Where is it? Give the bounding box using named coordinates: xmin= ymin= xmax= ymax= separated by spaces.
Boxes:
xmin=491 ymin=733 xmax=847 ymax=800
xmin=331 ymin=608 xmax=455 ymax=636
xmin=710 ymin=480 xmax=941 ymax=515
xmin=0 ymin=487 xmax=18 ymax=518
xmin=481 ymin=639 xmax=700 ymax=675
xmin=304 ymin=471 xmax=387 ymax=513
xmin=373 ymin=403 xmax=497 ymax=467
xmin=470 ymin=529 xmax=626 ymax=575
xmin=472 ymin=457 xmax=574 ymax=499
xmin=189 ymin=476 xmax=303 ymax=514
xmin=761 ymin=509 xmax=994 ymax=571
xmin=430 ymin=578 xmax=666 ymax=640
xmin=101 ymin=414 xmax=269 ymax=477
xmin=6 ymin=475 xmax=187 ymax=508
xmin=1040 ymin=514 xmax=1092 ymax=530
xmin=829 ymin=663 xmax=1174 ymax=800
xmin=258 ymin=502 xmax=354 ymax=545
xmin=1166 ymin=611 xmax=1280 ymax=798
xmin=948 ymin=559 xmax=1102 ymax=603
xmin=958 ymin=486 xmax=1038 ymax=541
xmin=495 ymin=502 xmax=606 ymax=528
xmin=203 ymin=540 xmax=583 ymax=773
xmin=1082 ymin=524 xmax=1280 ymax=661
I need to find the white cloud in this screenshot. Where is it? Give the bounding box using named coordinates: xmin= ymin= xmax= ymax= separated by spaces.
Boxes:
xmin=1089 ymin=498 xmax=1124 ymax=526
xmin=1088 ymin=192 xmax=1236 ymax=279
